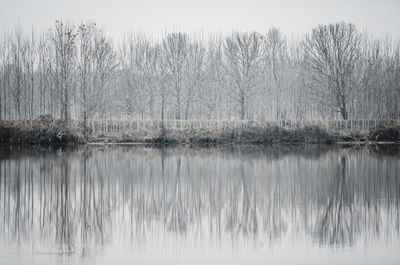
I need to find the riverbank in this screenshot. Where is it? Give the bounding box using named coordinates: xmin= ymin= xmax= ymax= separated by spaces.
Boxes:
xmin=1 ymin=119 xmax=399 ymax=145
xmin=0 ymin=120 xmax=86 ymax=145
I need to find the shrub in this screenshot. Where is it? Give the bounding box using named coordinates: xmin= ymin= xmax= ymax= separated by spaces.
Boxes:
xmin=0 ymin=120 xmax=86 ymax=144
xmin=369 ymin=125 xmax=400 ymax=142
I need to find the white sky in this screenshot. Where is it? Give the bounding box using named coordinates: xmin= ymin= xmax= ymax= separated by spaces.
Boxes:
xmin=1 ymin=0 xmax=399 ymax=41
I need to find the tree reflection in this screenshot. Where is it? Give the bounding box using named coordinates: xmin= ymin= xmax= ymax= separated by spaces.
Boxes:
xmin=0 ymin=145 xmax=399 ymax=253
xmin=316 ymin=156 xmax=353 ymax=245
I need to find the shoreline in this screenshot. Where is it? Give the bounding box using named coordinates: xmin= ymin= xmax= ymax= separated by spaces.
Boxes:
xmin=0 ymin=120 xmax=399 ymax=146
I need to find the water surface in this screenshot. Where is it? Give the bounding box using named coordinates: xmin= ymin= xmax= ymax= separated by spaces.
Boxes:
xmin=0 ymin=144 xmax=399 ymax=264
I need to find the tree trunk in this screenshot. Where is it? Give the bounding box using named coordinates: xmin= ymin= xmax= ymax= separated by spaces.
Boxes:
xmin=240 ymin=88 xmax=245 ymax=120
xmin=30 ymin=71 xmax=34 ymax=120
xmin=240 ymin=97 xmax=245 ymax=120
xmin=340 ymin=93 xmax=348 ymax=120
xmin=175 ymin=86 xmax=181 ymax=120
xmin=0 ymin=78 xmax=2 ymax=120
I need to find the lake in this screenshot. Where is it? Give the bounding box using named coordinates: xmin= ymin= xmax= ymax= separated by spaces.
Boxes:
xmin=0 ymin=144 xmax=399 ymax=265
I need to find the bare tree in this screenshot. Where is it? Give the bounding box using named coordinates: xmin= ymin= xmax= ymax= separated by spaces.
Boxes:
xmin=162 ymin=33 xmax=188 ymax=120
xmin=24 ymin=31 xmax=37 ymax=120
xmin=0 ymin=35 xmax=12 ymax=119
xmin=91 ymin=30 xmax=118 ymax=119
xmin=76 ymin=22 xmax=95 ymax=129
xmin=37 ymin=34 xmax=48 ymax=117
xmin=76 ymin=22 xmax=117 ymax=128
xmin=149 ymin=44 xmax=168 ymax=128
xmin=119 ymin=34 xmax=147 ymax=118
xmin=0 ymin=22 xmax=399 ymax=122
xmin=223 ymin=31 xmax=265 ymax=120
xmin=0 ymin=39 xmax=3 ymax=120
xmin=184 ymin=38 xmax=206 ymax=119
xmin=49 ymin=20 xmax=77 ymax=120
xmin=303 ymin=22 xmax=361 ymax=120
xmin=10 ymin=29 xmax=26 ymax=119
xmin=200 ymin=37 xmax=224 ymax=119
xmin=133 ymin=37 xmax=158 ymax=119
xmin=264 ymin=28 xmax=288 ymax=120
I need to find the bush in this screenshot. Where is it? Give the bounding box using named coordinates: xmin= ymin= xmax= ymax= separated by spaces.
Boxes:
xmin=0 ymin=120 xmax=86 ymax=144
xmin=38 ymin=114 xmax=54 ymax=123
xmin=369 ymin=125 xmax=400 ymax=142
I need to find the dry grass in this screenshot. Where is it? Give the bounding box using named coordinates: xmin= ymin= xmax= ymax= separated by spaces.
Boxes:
xmin=89 ymin=124 xmax=335 ymax=144
xmin=0 ymin=120 xmax=86 ymax=144
xmin=1 ymin=120 xmax=399 ymax=145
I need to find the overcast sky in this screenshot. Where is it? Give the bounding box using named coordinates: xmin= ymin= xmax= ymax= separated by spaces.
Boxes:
xmin=1 ymin=0 xmax=399 ymax=41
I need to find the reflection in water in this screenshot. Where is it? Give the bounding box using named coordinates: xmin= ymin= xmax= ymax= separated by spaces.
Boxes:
xmin=0 ymin=145 xmax=399 ymax=262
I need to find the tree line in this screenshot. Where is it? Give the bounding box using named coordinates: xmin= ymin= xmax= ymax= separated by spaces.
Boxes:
xmin=0 ymin=20 xmax=399 ymax=126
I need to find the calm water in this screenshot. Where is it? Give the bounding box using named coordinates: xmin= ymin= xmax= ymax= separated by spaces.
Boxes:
xmin=0 ymin=144 xmax=399 ymax=265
